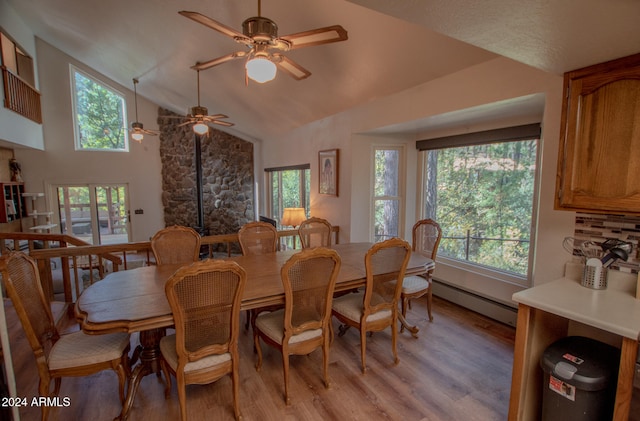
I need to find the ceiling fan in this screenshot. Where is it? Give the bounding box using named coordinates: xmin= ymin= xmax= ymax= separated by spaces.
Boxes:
xmin=129 ymin=78 xmax=159 ymax=142
xmin=168 ymin=69 xmax=233 ymax=135
xmin=179 ymin=0 xmax=348 ymax=83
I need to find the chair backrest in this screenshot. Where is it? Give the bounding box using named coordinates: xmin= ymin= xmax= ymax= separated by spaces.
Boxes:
xmin=412 ymin=219 xmax=442 ymax=261
xmin=364 ymin=238 xmax=411 ymax=315
xmin=298 ymin=217 xmax=333 ymax=249
xmin=165 ymin=259 xmax=246 ymax=364
xmin=281 ymin=247 xmax=341 ymax=337
xmin=238 ymin=221 xmax=278 ymax=255
xmin=151 ymin=225 xmax=201 ymax=265
xmin=0 ymin=251 xmax=58 ymax=360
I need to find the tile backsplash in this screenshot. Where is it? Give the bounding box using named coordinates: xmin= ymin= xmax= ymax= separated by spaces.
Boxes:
xmin=573 ymin=213 xmax=640 ymax=274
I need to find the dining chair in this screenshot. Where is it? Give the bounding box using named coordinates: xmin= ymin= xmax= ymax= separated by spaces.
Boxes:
xmin=253 ymin=247 xmax=341 ymax=404
xmin=0 ymin=251 xmax=131 ymax=421
xmin=298 ymin=217 xmax=333 ymax=248
xmin=238 ymin=220 xmax=279 ymax=331
xmin=238 ymin=220 xmax=278 ymax=255
xmin=400 ymin=219 xmax=442 ymax=329
xmin=332 ymin=237 xmax=411 ymax=373
xmin=159 ymin=259 xmax=246 ymax=421
xmin=151 ymin=225 xmax=201 ymax=265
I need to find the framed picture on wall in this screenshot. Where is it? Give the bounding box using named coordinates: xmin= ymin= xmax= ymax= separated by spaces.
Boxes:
xmin=319 ymin=149 xmax=339 ymax=196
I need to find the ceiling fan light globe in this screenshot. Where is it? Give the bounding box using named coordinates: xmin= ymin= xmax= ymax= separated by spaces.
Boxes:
xmin=193 ymin=122 xmax=209 ymax=135
xmin=131 ymin=131 xmax=144 ymax=142
xmin=246 ymin=57 xmax=277 ymax=83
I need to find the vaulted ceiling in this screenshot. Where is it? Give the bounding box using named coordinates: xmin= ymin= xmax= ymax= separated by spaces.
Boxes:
xmin=7 ymin=0 xmax=640 ymax=141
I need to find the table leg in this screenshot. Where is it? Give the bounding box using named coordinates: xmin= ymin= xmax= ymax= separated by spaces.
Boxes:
xmin=398 ymin=313 xmax=419 ymax=338
xmin=115 ymin=328 xmax=166 ymax=421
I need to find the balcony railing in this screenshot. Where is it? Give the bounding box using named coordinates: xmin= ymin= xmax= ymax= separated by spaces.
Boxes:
xmin=1 ymin=65 xmax=42 ymax=123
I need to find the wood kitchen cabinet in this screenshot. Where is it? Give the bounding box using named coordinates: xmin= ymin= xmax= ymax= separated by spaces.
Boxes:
xmin=555 ymin=53 xmax=640 ymax=214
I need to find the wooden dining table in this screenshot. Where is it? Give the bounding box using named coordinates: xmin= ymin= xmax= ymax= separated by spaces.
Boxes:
xmin=75 ymin=242 xmax=433 ymax=421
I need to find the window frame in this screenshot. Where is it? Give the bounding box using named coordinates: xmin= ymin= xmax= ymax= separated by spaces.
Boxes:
xmin=417 ymin=124 xmax=541 ymax=286
xmin=371 ymin=144 xmax=406 ymax=243
xmin=70 ymin=65 xmax=129 ymax=152
xmin=264 ymin=164 xmax=310 ymax=228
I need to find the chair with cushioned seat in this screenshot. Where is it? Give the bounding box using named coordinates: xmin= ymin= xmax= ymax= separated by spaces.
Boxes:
xmin=253 ymin=247 xmax=341 ymax=404
xmin=159 ymin=259 xmax=246 ymax=421
xmin=151 ymin=225 xmax=201 ymax=265
xmin=298 ymin=217 xmax=333 ymax=249
xmin=400 ymin=219 xmax=442 ymax=331
xmin=331 ymin=238 xmax=411 ymax=373
xmin=0 ymin=251 xmax=130 ymax=421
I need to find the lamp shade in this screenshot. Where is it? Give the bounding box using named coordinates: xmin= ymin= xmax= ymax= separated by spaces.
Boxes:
xmin=281 ymin=208 xmax=306 ymax=227
xmin=246 ymin=56 xmax=277 ymax=83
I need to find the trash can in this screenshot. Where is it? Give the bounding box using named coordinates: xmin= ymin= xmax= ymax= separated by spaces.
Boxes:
xmin=540 ymin=336 xmax=620 ymax=421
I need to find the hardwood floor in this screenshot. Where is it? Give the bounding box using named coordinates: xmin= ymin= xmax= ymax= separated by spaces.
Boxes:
xmin=5 ymin=296 xmax=516 ymax=421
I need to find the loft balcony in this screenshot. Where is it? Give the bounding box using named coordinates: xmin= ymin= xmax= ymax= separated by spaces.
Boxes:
xmin=1 ymin=65 xmax=42 ymax=124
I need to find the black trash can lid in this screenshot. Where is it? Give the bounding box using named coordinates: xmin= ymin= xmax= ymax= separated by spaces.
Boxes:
xmin=540 ymin=336 xmax=621 ymax=392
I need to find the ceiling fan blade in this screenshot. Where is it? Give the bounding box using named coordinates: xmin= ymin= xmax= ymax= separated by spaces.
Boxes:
xmin=192 ymin=51 xmax=248 ymax=71
xmin=142 ymin=129 xmax=159 ymax=136
xmin=204 ymin=114 xmax=229 ymax=120
xmin=272 ymin=54 xmax=311 ymax=80
xmin=178 ymin=11 xmax=251 ymax=44
xmin=177 ymin=120 xmax=193 ymax=127
xmin=211 ymin=120 xmax=235 ymax=127
xmin=279 ymin=25 xmax=348 ymax=50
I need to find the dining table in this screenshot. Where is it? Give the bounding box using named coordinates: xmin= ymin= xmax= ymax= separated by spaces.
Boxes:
xmin=75 ymin=242 xmax=433 ymax=421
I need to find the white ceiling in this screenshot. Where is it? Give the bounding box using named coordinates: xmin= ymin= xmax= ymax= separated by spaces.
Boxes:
xmin=6 ymin=0 xmax=640 ymax=141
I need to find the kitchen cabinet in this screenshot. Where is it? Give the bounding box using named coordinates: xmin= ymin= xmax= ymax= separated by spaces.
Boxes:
xmin=555 ymin=53 xmax=640 ymax=214
xmin=0 ymin=182 xmax=25 ymax=224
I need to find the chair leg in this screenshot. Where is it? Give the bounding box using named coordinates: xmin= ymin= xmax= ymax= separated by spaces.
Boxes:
xmin=360 ymin=328 xmax=367 ymax=374
xmin=231 ymin=358 xmax=241 ymax=420
xmin=391 ymin=316 xmax=399 ymax=365
xmin=282 ymin=352 xmax=291 ymax=405
xmin=254 ymin=334 xmax=263 ymax=371
xmin=427 ymin=286 xmax=434 ymax=322
xmin=39 ymin=379 xmax=51 ymax=421
xmin=400 ymin=296 xmax=408 ymax=333
xmin=113 ymin=360 xmax=128 ymax=404
xmin=322 ymin=336 xmax=331 ymax=389
xmin=177 ymin=374 xmax=187 ymax=421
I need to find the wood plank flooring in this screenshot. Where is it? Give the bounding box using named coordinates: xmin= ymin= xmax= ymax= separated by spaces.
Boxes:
xmin=6 ymin=296 xmax=517 ymax=421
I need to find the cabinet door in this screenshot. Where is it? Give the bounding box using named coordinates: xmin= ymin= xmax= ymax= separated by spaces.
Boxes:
xmin=556 ymin=53 xmax=640 ymax=214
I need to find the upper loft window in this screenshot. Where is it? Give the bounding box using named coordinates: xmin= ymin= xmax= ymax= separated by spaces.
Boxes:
xmin=71 ymin=67 xmax=128 ymax=151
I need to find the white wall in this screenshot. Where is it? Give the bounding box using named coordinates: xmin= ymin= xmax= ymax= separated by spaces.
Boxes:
xmin=14 ymin=39 xmax=164 ymax=242
xmin=263 ymin=57 xmax=577 ymax=305
xmin=0 ymin=0 xmax=44 ymax=150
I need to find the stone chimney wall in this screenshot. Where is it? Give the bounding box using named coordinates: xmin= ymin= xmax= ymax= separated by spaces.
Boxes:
xmin=157 ymin=107 xmax=254 ymax=235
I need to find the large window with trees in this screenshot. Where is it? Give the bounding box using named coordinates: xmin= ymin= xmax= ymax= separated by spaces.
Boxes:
xmin=373 ymin=146 xmax=404 ymax=242
xmin=418 ymin=124 xmax=540 ymax=280
xmin=71 ymin=66 xmax=128 ymax=151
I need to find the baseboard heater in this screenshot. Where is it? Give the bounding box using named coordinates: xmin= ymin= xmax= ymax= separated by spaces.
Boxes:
xmin=431 ymin=279 xmax=518 ymax=328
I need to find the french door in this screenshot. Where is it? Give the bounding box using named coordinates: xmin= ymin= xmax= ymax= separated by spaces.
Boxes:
xmin=55 ymin=184 xmax=131 ymax=245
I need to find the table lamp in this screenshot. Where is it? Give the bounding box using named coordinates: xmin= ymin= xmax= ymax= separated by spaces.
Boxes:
xmin=281 ymin=208 xmax=306 ymax=228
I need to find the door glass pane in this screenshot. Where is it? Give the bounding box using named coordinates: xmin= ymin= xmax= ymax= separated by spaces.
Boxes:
xmin=57 ymin=186 xmax=94 ymax=244
xmin=95 ymin=186 xmax=128 ymax=245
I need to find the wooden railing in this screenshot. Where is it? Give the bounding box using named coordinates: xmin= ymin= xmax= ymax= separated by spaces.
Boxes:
xmin=1 ymin=65 xmax=42 ymax=123
xmin=0 ymin=226 xmax=339 ymax=311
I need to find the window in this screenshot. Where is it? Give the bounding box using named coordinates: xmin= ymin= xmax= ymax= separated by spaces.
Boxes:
xmin=265 ymin=164 xmax=310 ymax=228
xmin=418 ymin=124 xmax=540 ymax=279
xmin=71 ymin=67 xmax=128 ymax=151
xmin=373 ymin=146 xmax=404 ymax=242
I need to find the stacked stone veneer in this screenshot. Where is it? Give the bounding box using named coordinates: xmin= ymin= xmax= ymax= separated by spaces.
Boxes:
xmin=157 ymin=107 xmax=254 ymax=236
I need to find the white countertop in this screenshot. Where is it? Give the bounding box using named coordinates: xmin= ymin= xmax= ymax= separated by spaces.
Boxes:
xmin=512 ymin=273 xmax=640 ymax=340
